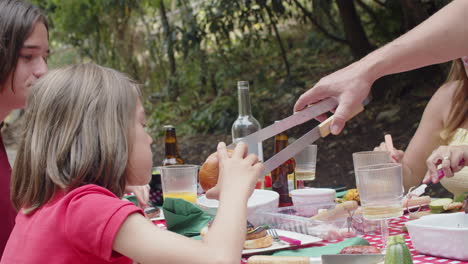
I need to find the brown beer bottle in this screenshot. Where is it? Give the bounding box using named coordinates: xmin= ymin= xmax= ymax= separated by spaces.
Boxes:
xmin=162 ymin=125 xmax=184 ymax=166
xmin=271 ymin=122 xmax=295 ymax=207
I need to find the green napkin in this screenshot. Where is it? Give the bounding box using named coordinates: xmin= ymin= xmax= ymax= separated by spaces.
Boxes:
xmin=272 ymin=237 xmax=369 ymax=257
xmin=163 ymin=198 xmax=213 ymax=237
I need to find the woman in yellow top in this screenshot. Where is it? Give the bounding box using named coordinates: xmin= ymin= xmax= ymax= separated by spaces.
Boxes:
xmin=376 ymin=57 xmax=468 ymax=196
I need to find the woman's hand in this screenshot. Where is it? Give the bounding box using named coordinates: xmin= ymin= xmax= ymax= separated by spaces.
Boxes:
xmin=373 ymin=142 xmax=405 ymax=163
xmin=125 ymin=185 xmax=150 ymax=208
xmin=423 ymin=145 xmax=468 ymax=184
xmin=205 ymin=142 xmax=263 ymax=201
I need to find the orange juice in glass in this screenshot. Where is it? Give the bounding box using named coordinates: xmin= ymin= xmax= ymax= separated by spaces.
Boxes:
xmin=163 ymin=192 xmax=197 ymax=203
xmin=159 ymin=165 xmax=199 ymax=203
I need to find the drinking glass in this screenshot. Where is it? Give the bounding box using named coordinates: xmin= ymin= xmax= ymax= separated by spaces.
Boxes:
xmin=159 ymin=165 xmax=199 ymax=203
xmin=294 ymin=144 xmax=317 ymax=189
xmin=355 ymin=163 xmax=404 ymax=247
xmin=352 ymin=151 xmax=392 ymax=174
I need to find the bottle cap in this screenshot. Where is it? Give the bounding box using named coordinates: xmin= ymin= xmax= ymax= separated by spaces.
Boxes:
xmin=237 ymin=81 xmax=249 ymax=88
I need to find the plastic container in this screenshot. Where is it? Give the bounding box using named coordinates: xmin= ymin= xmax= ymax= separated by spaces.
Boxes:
xmin=290 ymin=188 xmax=336 ymax=205
xmin=249 ymin=202 xmax=362 ymax=240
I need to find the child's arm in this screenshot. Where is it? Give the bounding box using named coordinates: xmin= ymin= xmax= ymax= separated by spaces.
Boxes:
xmin=113 ymin=142 xmax=263 ymax=264
xmin=399 ymin=82 xmax=455 ymax=191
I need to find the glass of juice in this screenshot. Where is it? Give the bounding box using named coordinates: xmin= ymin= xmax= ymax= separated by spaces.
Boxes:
xmin=355 ymin=163 xmax=404 ymax=248
xmin=159 ymin=165 xmax=199 ymax=203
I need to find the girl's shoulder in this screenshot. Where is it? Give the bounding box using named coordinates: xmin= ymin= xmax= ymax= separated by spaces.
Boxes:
xmin=427 ymin=81 xmax=460 ymax=124
xmin=434 ymin=80 xmax=460 ymax=102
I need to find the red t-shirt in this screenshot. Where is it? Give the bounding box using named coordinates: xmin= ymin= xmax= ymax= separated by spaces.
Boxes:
xmin=0 ymin=133 xmax=15 ymax=258
xmin=1 ymin=184 xmax=143 ymax=264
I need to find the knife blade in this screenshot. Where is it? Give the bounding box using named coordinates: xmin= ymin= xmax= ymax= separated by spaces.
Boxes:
xmin=227 ymin=98 xmax=338 ymax=150
xmin=260 ymin=102 xmax=366 ymax=176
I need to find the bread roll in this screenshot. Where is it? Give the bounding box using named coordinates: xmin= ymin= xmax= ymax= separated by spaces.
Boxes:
xmin=244 ymin=235 xmax=273 ymax=249
xmin=199 ymin=149 xmax=233 ymax=192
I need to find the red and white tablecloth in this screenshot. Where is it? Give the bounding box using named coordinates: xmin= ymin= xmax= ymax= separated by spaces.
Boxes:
xmin=153 ymin=215 xmax=468 ymax=264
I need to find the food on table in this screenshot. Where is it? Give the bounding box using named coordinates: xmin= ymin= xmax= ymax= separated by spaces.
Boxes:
xmin=343 ymin=189 xmax=360 ymax=204
xmin=144 ymin=207 xmax=160 ymax=219
xmin=244 ymin=222 xmax=273 ymax=249
xmin=384 ymin=235 xmax=413 ymax=264
xmin=402 ymin=195 xmax=431 ymax=208
xmin=408 ymin=211 xmax=431 ymax=220
xmin=200 ymin=221 xmax=273 ymax=249
xmin=429 ymin=198 xmax=463 ymax=213
xmin=340 ymin=245 xmax=381 ymax=254
xmin=454 ymin=192 xmax=468 ymax=202
xmin=443 ymin=202 xmax=463 ymax=211
xmin=198 ymin=149 xmax=234 ymax=192
xmin=311 ymin=201 xmax=358 ymax=221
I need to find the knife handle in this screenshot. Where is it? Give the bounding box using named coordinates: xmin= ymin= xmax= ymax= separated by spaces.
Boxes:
xmin=318 ymin=104 xmax=365 ymax=137
xmin=247 ymin=256 xmax=310 ymax=264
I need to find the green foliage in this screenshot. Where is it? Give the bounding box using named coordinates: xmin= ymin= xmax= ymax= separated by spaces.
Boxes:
xmin=35 ymin=0 xmax=447 ymax=136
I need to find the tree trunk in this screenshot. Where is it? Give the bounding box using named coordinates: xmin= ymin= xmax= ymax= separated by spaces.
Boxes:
xmin=159 ymin=0 xmax=178 ymax=98
xmin=336 ymin=0 xmax=373 ymax=59
xmin=263 ymin=4 xmax=291 ymax=77
xmin=292 ymin=0 xmax=347 ymax=44
xmin=399 ymin=0 xmax=428 ymax=31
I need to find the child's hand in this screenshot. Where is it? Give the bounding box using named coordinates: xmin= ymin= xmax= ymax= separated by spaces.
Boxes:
xmin=125 ymin=185 xmax=150 ymax=208
xmin=206 ymin=142 xmax=263 ymax=201
xmin=373 ymin=142 xmax=404 ymax=163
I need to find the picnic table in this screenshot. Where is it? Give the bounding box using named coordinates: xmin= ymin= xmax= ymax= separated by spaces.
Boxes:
xmin=153 ymin=213 xmax=468 ymax=264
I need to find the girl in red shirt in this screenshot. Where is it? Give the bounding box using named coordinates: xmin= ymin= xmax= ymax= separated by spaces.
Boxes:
xmin=1 ymin=63 xmax=263 ymax=264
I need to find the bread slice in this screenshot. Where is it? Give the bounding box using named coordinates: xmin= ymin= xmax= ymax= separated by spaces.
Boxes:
xmin=243 ymin=234 xmax=273 ymax=249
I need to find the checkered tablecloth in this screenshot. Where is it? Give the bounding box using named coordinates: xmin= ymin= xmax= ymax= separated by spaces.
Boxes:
xmin=153 ymin=215 xmax=468 ymax=264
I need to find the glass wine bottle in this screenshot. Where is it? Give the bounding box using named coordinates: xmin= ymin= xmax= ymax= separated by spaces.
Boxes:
xmin=231 ymin=81 xmax=264 ymax=161
xmin=232 ymin=81 xmax=264 ymax=188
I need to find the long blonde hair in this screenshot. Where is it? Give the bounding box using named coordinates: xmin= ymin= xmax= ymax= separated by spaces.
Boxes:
xmin=11 ymin=63 xmax=141 ymax=213
xmin=441 ymin=59 xmax=468 ymax=141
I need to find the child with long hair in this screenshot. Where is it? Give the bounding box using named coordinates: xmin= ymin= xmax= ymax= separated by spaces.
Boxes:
xmin=375 ymin=58 xmax=468 ymax=195
xmin=0 ymin=0 xmax=49 ymax=257
xmin=1 ymin=63 xmax=262 ymax=264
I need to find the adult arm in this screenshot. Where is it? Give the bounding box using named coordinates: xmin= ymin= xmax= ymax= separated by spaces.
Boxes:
xmin=295 ymin=0 xmax=468 ymax=135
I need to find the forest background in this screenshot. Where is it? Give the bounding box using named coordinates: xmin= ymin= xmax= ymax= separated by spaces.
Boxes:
xmin=9 ymin=0 xmax=455 ymax=196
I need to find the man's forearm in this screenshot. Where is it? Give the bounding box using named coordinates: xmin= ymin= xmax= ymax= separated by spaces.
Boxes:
xmin=361 ymin=0 xmax=468 ymax=82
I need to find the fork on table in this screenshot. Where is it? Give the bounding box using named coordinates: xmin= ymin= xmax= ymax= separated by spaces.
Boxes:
xmin=267 ymin=228 xmax=301 ymax=246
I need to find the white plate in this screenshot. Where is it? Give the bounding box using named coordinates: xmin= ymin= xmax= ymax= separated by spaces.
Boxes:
xmin=150 ymin=210 xmax=165 ymax=221
xmin=242 ymin=229 xmax=322 ymax=255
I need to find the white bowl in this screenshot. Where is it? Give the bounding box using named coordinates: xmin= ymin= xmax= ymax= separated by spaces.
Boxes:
xmin=197 ymin=189 xmax=279 ymax=217
xmin=290 ymin=188 xmax=336 ymax=205
xmin=405 ymin=212 xmax=468 ymax=261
